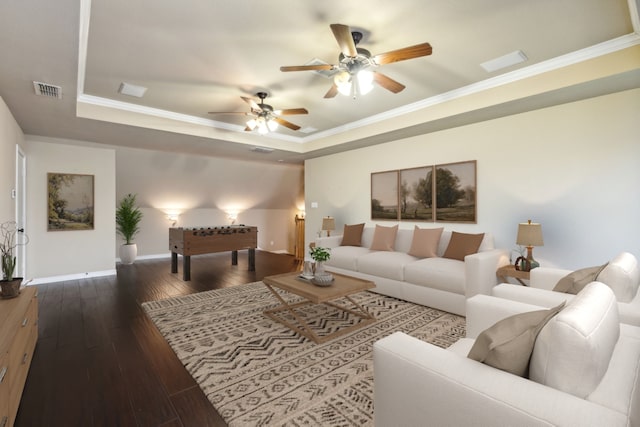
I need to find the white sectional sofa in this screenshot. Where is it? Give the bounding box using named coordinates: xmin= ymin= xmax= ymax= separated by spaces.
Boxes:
xmin=374 ymin=283 xmax=640 ymax=427
xmin=315 ymin=226 xmax=509 ymax=315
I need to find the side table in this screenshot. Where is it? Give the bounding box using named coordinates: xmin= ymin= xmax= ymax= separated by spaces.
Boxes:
xmin=496 ymin=264 xmax=530 ymax=286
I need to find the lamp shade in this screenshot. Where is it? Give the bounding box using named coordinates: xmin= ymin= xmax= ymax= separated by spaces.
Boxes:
xmin=516 ymin=220 xmax=543 ymax=246
xmin=321 ymin=216 xmax=335 ymax=232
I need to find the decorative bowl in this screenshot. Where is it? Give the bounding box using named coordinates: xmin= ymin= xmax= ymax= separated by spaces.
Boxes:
xmin=311 ymin=273 xmax=334 ymax=287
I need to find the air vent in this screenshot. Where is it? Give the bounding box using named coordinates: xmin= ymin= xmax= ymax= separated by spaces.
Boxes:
xmin=250 ymin=146 xmax=274 ymax=154
xmin=33 ymin=81 xmax=62 ymax=99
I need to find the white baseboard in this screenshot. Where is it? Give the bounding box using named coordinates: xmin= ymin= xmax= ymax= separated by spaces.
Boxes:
xmin=28 ymin=269 xmax=117 ymax=285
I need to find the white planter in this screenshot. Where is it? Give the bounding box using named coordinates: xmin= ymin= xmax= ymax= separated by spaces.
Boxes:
xmin=119 ymin=243 xmax=137 ymax=264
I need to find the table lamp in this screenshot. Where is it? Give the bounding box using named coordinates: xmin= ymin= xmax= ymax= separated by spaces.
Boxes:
xmin=516 ymin=219 xmax=544 ymax=271
xmin=322 ymin=216 xmax=335 ymax=237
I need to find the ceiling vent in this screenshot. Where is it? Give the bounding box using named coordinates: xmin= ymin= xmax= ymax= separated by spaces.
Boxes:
xmin=250 ymin=146 xmax=274 ymax=154
xmin=33 ymin=81 xmax=62 ymax=99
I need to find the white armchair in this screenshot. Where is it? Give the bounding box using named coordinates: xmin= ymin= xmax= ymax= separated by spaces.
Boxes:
xmin=373 ymin=284 xmax=640 ymax=427
xmin=493 ymin=252 xmax=640 ymax=325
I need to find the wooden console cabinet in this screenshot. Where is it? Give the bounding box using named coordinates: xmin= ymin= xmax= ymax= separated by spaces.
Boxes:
xmin=0 ymin=286 xmax=38 ymax=427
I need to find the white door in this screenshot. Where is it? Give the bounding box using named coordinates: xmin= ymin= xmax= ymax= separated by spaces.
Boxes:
xmin=15 ymin=146 xmax=26 ymax=278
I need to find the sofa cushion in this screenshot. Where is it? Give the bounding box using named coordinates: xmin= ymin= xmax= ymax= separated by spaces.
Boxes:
xmin=530 ymin=282 xmax=620 ymax=398
xmin=442 ymin=232 xmax=485 ymax=261
xmin=403 ymin=257 xmax=466 ymax=295
xmin=370 ymin=224 xmax=398 ymax=251
xmin=357 ymin=251 xmax=417 ymax=281
xmin=408 ymin=226 xmax=443 ymax=258
xmin=552 ymin=263 xmax=608 ymax=294
xmin=597 ymin=252 xmax=639 ymax=303
xmin=324 ymin=245 xmax=371 ymax=271
xmin=340 ymin=223 xmax=365 ymax=246
xmin=467 ymin=302 xmax=564 ymax=377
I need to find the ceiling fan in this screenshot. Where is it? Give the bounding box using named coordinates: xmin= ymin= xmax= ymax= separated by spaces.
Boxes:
xmin=281 ymin=24 xmax=432 ymax=98
xmin=208 ymin=92 xmax=308 ymax=134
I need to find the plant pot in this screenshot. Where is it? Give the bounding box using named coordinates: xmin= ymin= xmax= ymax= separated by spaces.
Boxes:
xmin=120 ymin=243 xmax=137 ymax=265
xmin=1 ymin=277 xmax=22 ymax=298
xmin=314 ymin=261 xmax=325 ymax=276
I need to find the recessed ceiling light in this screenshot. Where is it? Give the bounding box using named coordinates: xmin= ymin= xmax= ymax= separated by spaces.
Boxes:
xmin=118 ymin=82 xmax=147 ymax=98
xmin=480 ymin=50 xmax=528 ymax=73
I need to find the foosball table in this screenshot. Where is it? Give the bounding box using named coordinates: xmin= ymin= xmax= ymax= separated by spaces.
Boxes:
xmin=169 ymin=225 xmax=258 ymax=281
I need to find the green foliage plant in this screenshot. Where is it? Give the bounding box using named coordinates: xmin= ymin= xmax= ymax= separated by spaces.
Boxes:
xmin=116 ymin=194 xmax=143 ymax=245
xmin=309 ymin=246 xmax=331 ymax=262
xmin=1 ymin=221 xmax=29 ymax=281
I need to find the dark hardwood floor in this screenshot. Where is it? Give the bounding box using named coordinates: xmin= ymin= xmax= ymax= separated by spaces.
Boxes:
xmin=15 ymin=250 xmax=301 ymax=427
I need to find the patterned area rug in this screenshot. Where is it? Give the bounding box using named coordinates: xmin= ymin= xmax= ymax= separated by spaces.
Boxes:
xmin=142 ymin=281 xmax=465 ymax=426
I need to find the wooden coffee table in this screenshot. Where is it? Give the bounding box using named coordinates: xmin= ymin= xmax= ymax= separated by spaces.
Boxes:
xmin=262 ymin=272 xmax=376 ymax=344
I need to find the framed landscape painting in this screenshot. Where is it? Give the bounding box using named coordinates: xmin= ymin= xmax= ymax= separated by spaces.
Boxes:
xmin=47 ymin=173 xmax=95 ymax=231
xmin=434 ymin=161 xmax=477 ymax=223
xmin=399 ymin=166 xmax=434 ymax=221
xmin=371 ymin=170 xmax=399 ymax=220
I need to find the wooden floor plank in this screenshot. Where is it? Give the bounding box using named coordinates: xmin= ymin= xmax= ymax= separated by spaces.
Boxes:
xmin=16 ymin=251 xmax=301 ymax=427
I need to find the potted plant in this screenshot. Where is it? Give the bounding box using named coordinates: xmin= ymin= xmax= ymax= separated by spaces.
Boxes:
xmin=309 ymin=246 xmax=331 ymax=275
xmin=116 ymin=193 xmax=143 ymax=264
xmin=1 ymin=221 xmax=29 ymax=298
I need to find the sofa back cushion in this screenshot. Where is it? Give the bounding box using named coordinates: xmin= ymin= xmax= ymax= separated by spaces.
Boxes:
xmin=529 ymin=282 xmax=620 ymax=398
xmin=597 ymin=252 xmax=639 ymax=303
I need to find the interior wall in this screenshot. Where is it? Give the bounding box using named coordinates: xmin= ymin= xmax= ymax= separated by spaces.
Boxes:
xmin=25 ymin=137 xmax=116 ymax=281
xmin=0 ymin=97 xmax=24 ymax=221
xmin=114 ymin=146 xmax=304 ymax=257
xmin=305 ymin=88 xmax=640 ymax=270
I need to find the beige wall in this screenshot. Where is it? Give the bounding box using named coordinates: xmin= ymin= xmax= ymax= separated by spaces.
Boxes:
xmin=0 ymin=97 xmax=24 ymax=222
xmin=305 ymin=88 xmax=640 ymax=270
xmin=25 ymin=138 xmax=116 ymax=281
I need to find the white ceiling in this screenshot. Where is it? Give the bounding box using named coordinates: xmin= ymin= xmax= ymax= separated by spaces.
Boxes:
xmin=1 ymin=0 xmax=639 ymax=164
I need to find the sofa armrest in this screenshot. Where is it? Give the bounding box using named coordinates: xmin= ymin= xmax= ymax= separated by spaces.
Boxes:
xmin=465 ymin=294 xmax=546 ymax=338
xmin=374 ymin=332 xmax=627 ymax=427
xmin=492 ymin=283 xmax=574 ymax=309
xmin=530 ymin=267 xmax=572 ymax=290
xmin=465 ymin=248 xmax=510 ymax=297
xmin=314 ymin=235 xmax=343 ymax=249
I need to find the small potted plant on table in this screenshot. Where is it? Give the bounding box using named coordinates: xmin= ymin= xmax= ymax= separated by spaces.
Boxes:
xmin=309 ymin=246 xmax=331 ymax=277
xmin=1 ymin=221 xmax=29 ymax=298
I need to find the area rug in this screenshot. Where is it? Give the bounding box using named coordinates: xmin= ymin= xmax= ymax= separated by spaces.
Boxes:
xmin=142 ymin=281 xmax=465 ymax=426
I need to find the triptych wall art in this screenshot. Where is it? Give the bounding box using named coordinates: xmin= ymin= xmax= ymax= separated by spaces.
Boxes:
xmin=371 ymin=160 xmax=476 ymax=223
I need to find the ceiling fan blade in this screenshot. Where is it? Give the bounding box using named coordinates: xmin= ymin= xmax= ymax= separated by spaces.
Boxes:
xmin=241 ymin=96 xmax=262 ymax=111
xmin=280 ymin=64 xmax=334 ymax=72
xmin=330 ymin=24 xmax=358 ymax=57
xmin=273 ymin=117 xmax=301 ymax=131
xmin=372 ymin=72 xmax=406 ymax=93
xmin=372 ymin=42 xmax=433 ymax=65
xmin=324 ymin=83 xmax=339 ymax=99
xmin=244 ymin=126 xmax=252 ymax=132
xmin=208 ymin=111 xmax=251 ymax=115
xmin=276 ymin=108 xmax=308 ymax=115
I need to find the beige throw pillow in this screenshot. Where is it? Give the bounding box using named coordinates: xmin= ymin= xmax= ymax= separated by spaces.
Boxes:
xmin=369 ymin=224 xmax=398 ymax=251
xmin=340 ymin=223 xmax=365 ymax=246
xmin=442 ymin=231 xmax=485 ymax=261
xmin=553 ymin=263 xmax=608 ymax=294
xmin=407 ymin=226 xmax=443 ymax=258
xmin=468 ymin=302 xmax=565 ymax=377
